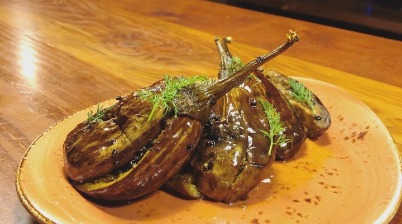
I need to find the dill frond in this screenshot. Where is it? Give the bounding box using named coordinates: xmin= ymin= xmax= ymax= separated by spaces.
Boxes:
xmin=288 ymin=78 xmax=315 ymax=111
xmin=87 ymin=102 xmax=107 ymax=124
xmin=228 ymin=56 xmax=244 ymax=74
xmin=259 ymin=98 xmax=291 ymax=155
xmin=227 ymin=55 xmax=258 ymax=81
xmin=138 ymin=74 xmax=208 ymax=121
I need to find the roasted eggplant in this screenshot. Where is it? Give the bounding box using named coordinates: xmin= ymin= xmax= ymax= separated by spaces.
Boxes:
xmin=63 ymin=31 xmax=300 ymax=201
xmin=257 ymin=69 xmax=331 ymax=139
xmin=64 ymin=91 xmax=166 ymax=183
xmin=75 ymin=116 xmax=203 ymax=201
xmin=189 ymin=76 xmax=304 ymax=202
xmin=166 ymin=33 xmax=308 ymax=202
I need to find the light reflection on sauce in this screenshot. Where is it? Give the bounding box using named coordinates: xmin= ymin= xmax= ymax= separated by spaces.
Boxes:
xmin=247 ymin=127 xmax=256 ymax=134
xmin=232 ymin=150 xmax=241 ymax=166
xmin=242 ymin=85 xmax=252 ymax=93
xmin=260 ymin=177 xmax=271 ymax=183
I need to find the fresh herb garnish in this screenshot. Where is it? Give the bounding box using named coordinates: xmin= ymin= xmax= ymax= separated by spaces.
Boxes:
xmin=138 ymin=74 xmax=208 ymax=121
xmin=87 ymin=102 xmax=107 ymax=124
xmin=259 ymin=98 xmax=290 ymax=155
xmin=227 ymin=56 xmax=244 ymax=74
xmin=288 ymin=78 xmax=315 ymax=111
xmin=227 ymin=56 xmax=260 ymax=82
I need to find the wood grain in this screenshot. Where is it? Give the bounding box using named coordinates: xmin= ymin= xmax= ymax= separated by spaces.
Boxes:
xmin=115 ymin=0 xmax=402 ymax=88
xmin=0 ymin=0 xmax=400 ymax=223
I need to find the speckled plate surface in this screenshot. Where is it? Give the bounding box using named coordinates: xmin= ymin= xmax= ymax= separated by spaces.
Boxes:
xmin=16 ymin=78 xmax=402 ymax=224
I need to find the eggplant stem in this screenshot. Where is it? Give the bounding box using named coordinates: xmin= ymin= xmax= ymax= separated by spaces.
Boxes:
xmin=215 ymin=37 xmax=234 ymax=79
xmin=174 ymin=30 xmax=299 ymax=122
xmin=206 ymin=30 xmax=299 ymax=101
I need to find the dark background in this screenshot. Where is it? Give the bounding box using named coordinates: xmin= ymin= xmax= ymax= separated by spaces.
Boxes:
xmin=211 ymin=0 xmax=402 ymax=40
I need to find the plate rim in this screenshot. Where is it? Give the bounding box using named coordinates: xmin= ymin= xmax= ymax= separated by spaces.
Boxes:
xmin=16 ymin=117 xmax=67 ymax=224
xmin=15 ymin=77 xmax=402 ymax=224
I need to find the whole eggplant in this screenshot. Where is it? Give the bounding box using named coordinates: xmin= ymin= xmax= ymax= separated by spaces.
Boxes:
xmin=166 ymin=34 xmax=307 ymax=203
xmin=192 ymin=76 xmax=306 ymax=202
xmin=257 ymin=69 xmax=331 ymax=139
xmin=63 ymin=31 xmax=300 ymax=202
xmin=64 ymin=87 xmax=166 ymax=183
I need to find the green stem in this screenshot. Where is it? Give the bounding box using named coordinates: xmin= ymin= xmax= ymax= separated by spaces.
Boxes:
xmin=269 ymin=133 xmax=274 ymax=155
xmin=147 ymin=99 xmax=160 ymax=121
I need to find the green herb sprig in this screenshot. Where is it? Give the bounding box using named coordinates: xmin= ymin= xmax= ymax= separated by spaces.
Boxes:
xmin=259 ymin=98 xmax=290 ymax=155
xmin=138 ymin=75 xmax=208 ymax=121
xmin=227 ymin=56 xmax=260 ymax=82
xmin=227 ymin=56 xmax=244 ymax=74
xmin=288 ymin=78 xmax=315 ymax=111
xmin=87 ymin=102 xmax=107 ymax=124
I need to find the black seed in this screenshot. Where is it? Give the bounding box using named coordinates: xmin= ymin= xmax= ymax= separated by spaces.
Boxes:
xmin=145 ymin=141 xmax=154 ymax=149
xmin=314 ymin=115 xmax=322 ymax=120
xmin=212 ymin=115 xmax=221 ymax=121
xmin=140 ymin=147 xmax=148 ymax=154
xmin=186 ymin=144 xmax=194 ymax=152
xmin=210 ymin=98 xmax=217 ymax=105
xmin=206 ymin=140 xmax=216 ymax=147
xmin=116 ymin=96 xmax=123 ymax=100
xmin=112 ymin=149 xmax=118 ymax=157
xmin=229 ymin=132 xmax=237 ymax=139
xmin=113 ymin=160 xmax=119 ymax=166
xmin=250 ymin=98 xmax=257 ymax=106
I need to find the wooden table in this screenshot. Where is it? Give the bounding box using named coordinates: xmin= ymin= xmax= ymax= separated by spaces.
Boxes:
xmin=1 ymin=0 xmax=401 ymax=223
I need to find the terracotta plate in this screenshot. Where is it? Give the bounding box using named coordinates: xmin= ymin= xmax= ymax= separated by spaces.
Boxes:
xmin=16 ymin=78 xmax=402 ymax=223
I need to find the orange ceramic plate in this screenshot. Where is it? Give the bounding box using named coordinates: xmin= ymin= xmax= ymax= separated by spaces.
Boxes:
xmin=16 ymin=78 xmax=401 ymax=224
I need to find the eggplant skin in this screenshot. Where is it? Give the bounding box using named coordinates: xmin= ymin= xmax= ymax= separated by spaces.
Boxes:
xmin=166 ymin=75 xmax=307 ymax=202
xmin=219 ymin=77 xmax=305 ymax=201
xmin=260 ymin=70 xmax=331 ymax=139
xmin=74 ymin=116 xmax=202 ymax=201
xmin=255 ymin=74 xmax=307 ymax=160
xmin=63 ymin=93 xmax=166 ymax=183
xmin=187 ymin=77 xmax=284 ymax=203
xmin=192 ymin=86 xmax=249 ymax=202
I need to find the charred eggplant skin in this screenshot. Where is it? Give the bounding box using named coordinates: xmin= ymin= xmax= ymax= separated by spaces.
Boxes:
xmin=259 ymin=69 xmax=331 ymax=139
xmin=166 ymin=32 xmax=329 ymax=203
xmin=165 ymin=32 xmax=305 ymax=202
xmin=74 ymin=116 xmax=202 ymax=201
xmin=192 ymin=86 xmax=250 ymax=202
xmin=222 ymin=78 xmax=277 ymax=202
xmin=64 ymin=31 xmax=302 ymax=202
xmin=64 ymin=92 xmax=166 ymax=183
xmin=182 ymin=75 xmax=305 ymax=202
xmin=255 ymin=74 xmax=306 ymax=160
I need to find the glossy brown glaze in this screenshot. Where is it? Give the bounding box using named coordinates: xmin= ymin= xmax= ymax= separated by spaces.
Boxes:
xmin=260 ymin=69 xmax=331 ymax=139
xmin=193 ymin=86 xmax=251 ymax=202
xmin=75 ymin=116 xmax=203 ymax=201
xmin=165 ymin=34 xmax=303 ymax=202
xmin=255 ymin=74 xmax=307 ymax=160
xmin=65 ymin=32 xmax=299 ymax=201
xmin=3 ymin=0 xmax=401 ymax=223
xmin=64 ymin=94 xmax=166 ymax=182
xmin=223 ymin=78 xmax=277 ymax=202
xmin=170 ymin=75 xmax=304 ymax=202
